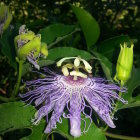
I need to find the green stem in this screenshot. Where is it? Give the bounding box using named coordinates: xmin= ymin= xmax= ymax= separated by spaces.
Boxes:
xmin=51 ymin=134 xmax=54 ymax=140
xmin=103 ymin=131 xmax=140 ymax=140
xmin=103 ymin=124 xmax=108 ymax=131
xmin=12 ymin=60 xmax=24 ymax=97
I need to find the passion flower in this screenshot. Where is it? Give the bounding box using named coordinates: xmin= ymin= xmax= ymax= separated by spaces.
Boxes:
xmin=21 ymin=57 xmax=127 ymax=137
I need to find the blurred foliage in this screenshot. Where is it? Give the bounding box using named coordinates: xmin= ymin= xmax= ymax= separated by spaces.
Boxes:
xmin=0 ymin=0 xmax=138 ymax=33
xmin=0 ymin=0 xmax=140 ymax=140
xmin=1 ymin=0 xmax=139 ymax=37
xmin=2 ymin=0 xmax=140 ymax=65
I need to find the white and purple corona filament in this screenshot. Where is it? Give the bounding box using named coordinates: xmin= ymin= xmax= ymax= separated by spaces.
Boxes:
xmin=21 ymin=57 xmax=128 ymax=137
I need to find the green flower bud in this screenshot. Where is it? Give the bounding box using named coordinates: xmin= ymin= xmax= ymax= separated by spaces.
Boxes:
xmin=14 ymin=25 xmax=48 ymax=69
xmin=17 ymin=36 xmax=41 ymax=59
xmin=114 ymin=43 xmax=134 ymax=85
xmin=14 ymin=31 xmax=35 ymax=47
xmin=0 ymin=3 xmax=12 ymax=35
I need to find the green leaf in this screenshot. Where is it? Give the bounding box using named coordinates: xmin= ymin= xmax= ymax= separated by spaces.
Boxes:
xmin=38 ymin=59 xmax=55 ymax=67
xmin=0 ymin=101 xmax=47 ymax=140
xmin=0 ymin=25 xmax=19 ymax=69
xmin=0 ymin=102 xmax=35 ymax=134
xmin=98 ymin=35 xmax=131 ymax=61
xmin=91 ymin=51 xmax=115 ymax=81
xmin=118 ymin=68 xmax=140 ymax=110
xmin=71 ymin=5 xmax=100 ymax=50
xmin=39 ymin=23 xmax=79 ymax=49
xmin=47 ymin=47 xmax=93 ymax=61
xmin=20 ymin=120 xmax=46 ymax=140
xmin=55 ymin=115 xmax=107 ymax=140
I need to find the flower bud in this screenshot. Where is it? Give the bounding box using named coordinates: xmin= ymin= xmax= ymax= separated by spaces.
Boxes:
xmin=0 ymin=3 xmax=12 ymax=35
xmin=14 ymin=25 xmax=47 ymax=69
xmin=115 ymin=43 xmax=133 ymax=84
xmin=17 ymin=36 xmax=41 ymax=59
xmin=14 ymin=31 xmax=35 ymax=46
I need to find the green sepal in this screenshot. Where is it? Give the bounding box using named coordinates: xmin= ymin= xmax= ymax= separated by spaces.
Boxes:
xmin=14 ymin=31 xmax=35 ymax=48
xmin=17 ymin=36 xmax=41 ymax=59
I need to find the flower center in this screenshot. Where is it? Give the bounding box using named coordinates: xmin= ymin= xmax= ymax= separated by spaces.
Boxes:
xmin=57 ymin=56 xmax=92 ymax=80
xmin=64 ymin=76 xmax=86 ymax=86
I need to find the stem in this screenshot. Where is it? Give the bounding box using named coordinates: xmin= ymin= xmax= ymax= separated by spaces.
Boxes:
xmin=103 ymin=124 xmax=109 ymax=131
xmin=103 ymin=131 xmax=140 ymax=140
xmin=12 ymin=60 xmax=24 ymax=97
xmin=51 ymin=134 xmax=54 ymax=140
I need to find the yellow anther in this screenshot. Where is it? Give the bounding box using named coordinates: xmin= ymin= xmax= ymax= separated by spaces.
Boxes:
xmin=70 ymin=71 xmax=87 ymax=78
xmin=74 ymin=57 xmax=80 ymax=67
xmin=81 ymin=59 xmax=92 ymax=73
xmin=62 ymin=66 xmax=69 ymax=76
xmin=57 ymin=56 xmax=92 ymax=79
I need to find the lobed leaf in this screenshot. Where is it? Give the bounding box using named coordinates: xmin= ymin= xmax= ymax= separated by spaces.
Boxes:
xmin=0 ymin=102 xmax=35 ymax=134
xmin=20 ymin=121 xmax=46 ymax=140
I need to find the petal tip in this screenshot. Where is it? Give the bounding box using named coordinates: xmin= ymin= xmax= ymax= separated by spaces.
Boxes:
xmin=70 ymin=129 xmax=81 ymax=137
